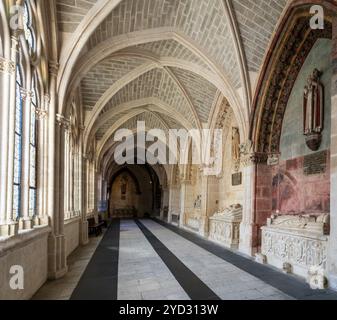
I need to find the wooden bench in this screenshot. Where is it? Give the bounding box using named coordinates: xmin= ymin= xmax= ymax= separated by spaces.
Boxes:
xmin=88 ymin=217 xmax=104 ymax=237
xmin=98 ymin=214 xmax=108 ymax=228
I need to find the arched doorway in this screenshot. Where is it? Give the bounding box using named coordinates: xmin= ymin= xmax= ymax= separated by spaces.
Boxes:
xmin=108 ymin=164 xmax=163 ymax=218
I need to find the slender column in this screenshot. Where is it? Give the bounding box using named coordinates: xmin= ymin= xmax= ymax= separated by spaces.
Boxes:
xmin=179 ymin=179 xmax=191 ymax=228
xmin=0 ymin=57 xmax=15 ymax=236
xmin=69 ymin=143 xmax=74 ymax=216
xmin=327 ymin=16 xmax=337 ymax=290
xmin=47 ymin=63 xmax=67 ymax=279
xmin=160 ymin=187 xmax=169 ymax=220
xmin=64 ymin=128 xmax=70 ymax=219
xmin=19 ymin=88 xmax=33 ymax=230
xmin=36 ymin=96 xmax=49 ymax=225
xmin=199 ymin=173 xmax=210 ymax=237
xmin=167 ymin=184 xmax=175 ymax=223
xmin=4 ymin=35 xmax=19 ymax=236
xmin=80 ymin=153 xmax=89 ymax=245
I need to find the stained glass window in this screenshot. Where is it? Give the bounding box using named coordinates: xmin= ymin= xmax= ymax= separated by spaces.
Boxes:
xmin=13 ymin=67 xmax=23 ymax=218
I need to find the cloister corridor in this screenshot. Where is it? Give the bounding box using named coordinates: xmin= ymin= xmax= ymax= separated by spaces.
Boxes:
xmin=33 ymin=219 xmax=337 ymax=301
xmin=1 ymin=0 xmax=337 ymax=302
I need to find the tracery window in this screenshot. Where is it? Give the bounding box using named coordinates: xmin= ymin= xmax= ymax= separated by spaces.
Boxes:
xmin=13 ymin=0 xmax=39 ymax=219
xmin=23 ymin=1 xmax=35 ymax=52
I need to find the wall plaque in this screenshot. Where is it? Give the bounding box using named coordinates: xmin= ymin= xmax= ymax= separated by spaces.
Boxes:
xmin=303 ymin=150 xmax=327 ymax=175
xmin=232 ymin=172 xmax=242 ymax=186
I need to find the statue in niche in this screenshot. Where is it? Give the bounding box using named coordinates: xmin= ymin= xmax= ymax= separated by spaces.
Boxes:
xmin=232 ymin=127 xmax=241 ymax=172
xmin=303 ymin=69 xmax=324 ymax=151
xmin=194 ymin=195 xmax=202 ymax=209
xmin=120 ymin=175 xmax=128 ymax=200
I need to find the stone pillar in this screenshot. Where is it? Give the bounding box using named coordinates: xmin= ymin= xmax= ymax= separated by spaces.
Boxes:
xmin=47 ymin=63 xmax=67 ymax=279
xmin=0 ymin=56 xmax=16 ymax=236
xmin=199 ymin=173 xmax=210 ymax=237
xmin=179 ymin=180 xmax=190 ymax=228
xmin=327 ymin=16 xmax=337 ymax=290
xmin=80 ymin=153 xmax=89 ymax=246
xmin=1 ymin=35 xmax=19 ymax=237
xmin=19 ymin=88 xmax=33 ymax=230
xmin=160 ymin=187 xmax=169 ymax=220
xmin=36 ymin=95 xmax=49 ymax=225
xmin=239 ymin=159 xmax=257 ymax=256
xmin=239 ymin=144 xmax=270 ymax=256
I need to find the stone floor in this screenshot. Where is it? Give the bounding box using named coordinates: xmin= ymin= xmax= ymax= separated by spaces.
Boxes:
xmin=32 ymin=233 xmax=104 ymax=300
xmin=33 ymin=219 xmax=337 ymax=300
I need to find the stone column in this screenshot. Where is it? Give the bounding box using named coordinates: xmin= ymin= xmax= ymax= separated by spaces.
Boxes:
xmin=64 ymin=128 xmax=70 ymax=220
xmin=80 ymin=153 xmax=89 ymax=246
xmin=199 ymin=173 xmax=210 ymax=237
xmin=0 ymin=56 xmax=16 ymax=236
xmin=35 ymin=102 xmax=48 ymax=225
xmin=239 ymin=143 xmax=270 ymax=256
xmin=179 ymin=179 xmax=191 ymax=228
xmin=160 ymin=187 xmax=169 ymax=220
xmin=327 ymin=16 xmax=337 ymax=290
xmin=47 ymin=63 xmax=67 ymax=279
xmin=19 ymin=88 xmax=33 ymax=230
xmin=1 ymin=35 xmax=19 ymax=237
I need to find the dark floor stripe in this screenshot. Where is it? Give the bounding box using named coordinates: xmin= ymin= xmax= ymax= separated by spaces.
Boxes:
xmin=153 ymin=218 xmax=337 ymax=301
xmin=135 ymin=219 xmax=221 ymax=301
xmin=70 ymin=219 xmax=120 ymax=300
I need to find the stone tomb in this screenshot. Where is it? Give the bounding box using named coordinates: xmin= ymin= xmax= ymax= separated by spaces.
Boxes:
xmin=208 ymin=204 xmax=243 ymax=249
xmin=261 ymin=214 xmax=329 ymax=284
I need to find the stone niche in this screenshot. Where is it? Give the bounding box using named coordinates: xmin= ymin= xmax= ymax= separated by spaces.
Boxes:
xmin=208 ymin=204 xmax=242 ymax=249
xmin=261 ymin=213 xmax=329 ymax=280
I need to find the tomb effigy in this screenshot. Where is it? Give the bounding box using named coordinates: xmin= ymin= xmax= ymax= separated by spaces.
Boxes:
xmin=261 ymin=213 xmax=329 ymax=285
xmin=208 ymin=204 xmax=243 ymax=249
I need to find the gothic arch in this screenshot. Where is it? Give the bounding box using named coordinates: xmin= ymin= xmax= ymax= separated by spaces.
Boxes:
xmin=109 ymin=167 xmax=142 ymax=195
xmin=250 ymin=0 xmax=336 ymax=154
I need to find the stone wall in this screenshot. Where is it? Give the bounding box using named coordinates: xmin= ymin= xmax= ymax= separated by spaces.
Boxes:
xmin=109 ymin=168 xmax=153 ymax=217
xmin=271 ymin=152 xmax=330 ymax=215
xmin=280 ymin=39 xmax=332 ymax=161
xmin=64 ymin=218 xmax=80 ymax=257
xmin=272 ymin=38 xmax=332 ymax=217
xmin=0 ymin=228 xmax=50 ymax=300
xmin=327 ymin=15 xmax=337 ymax=290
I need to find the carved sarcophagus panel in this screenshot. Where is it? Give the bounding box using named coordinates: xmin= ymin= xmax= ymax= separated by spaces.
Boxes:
xmin=208 ymin=204 xmax=242 ymax=249
xmin=261 ymin=213 xmax=329 ymax=279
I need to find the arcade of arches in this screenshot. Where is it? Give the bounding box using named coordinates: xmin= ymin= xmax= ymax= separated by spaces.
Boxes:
xmin=1 ymin=0 xmax=337 ymax=300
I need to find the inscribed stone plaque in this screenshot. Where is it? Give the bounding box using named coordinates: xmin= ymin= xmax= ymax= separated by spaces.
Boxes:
xmin=232 ymin=172 xmax=242 ymax=186
xmin=303 ymin=151 xmax=327 ymax=175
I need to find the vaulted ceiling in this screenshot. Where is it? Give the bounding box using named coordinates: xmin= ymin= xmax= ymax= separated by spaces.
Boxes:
xmin=56 ymin=0 xmax=290 ymax=163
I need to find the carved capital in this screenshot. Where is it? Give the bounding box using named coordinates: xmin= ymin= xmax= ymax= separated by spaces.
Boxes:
xmin=267 ymin=153 xmax=281 ymax=166
xmin=44 ymin=94 xmax=51 ymax=104
xmin=241 ymin=152 xmax=268 ymax=167
xmin=56 ymin=114 xmax=70 ymax=129
xmin=36 ymin=108 xmax=48 ymax=120
xmin=239 ymin=140 xmax=268 ymax=167
xmin=20 ymin=88 xmax=33 ymax=101
xmin=0 ymin=57 xmax=15 ymax=74
xmin=49 ymin=62 xmax=59 ymax=77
